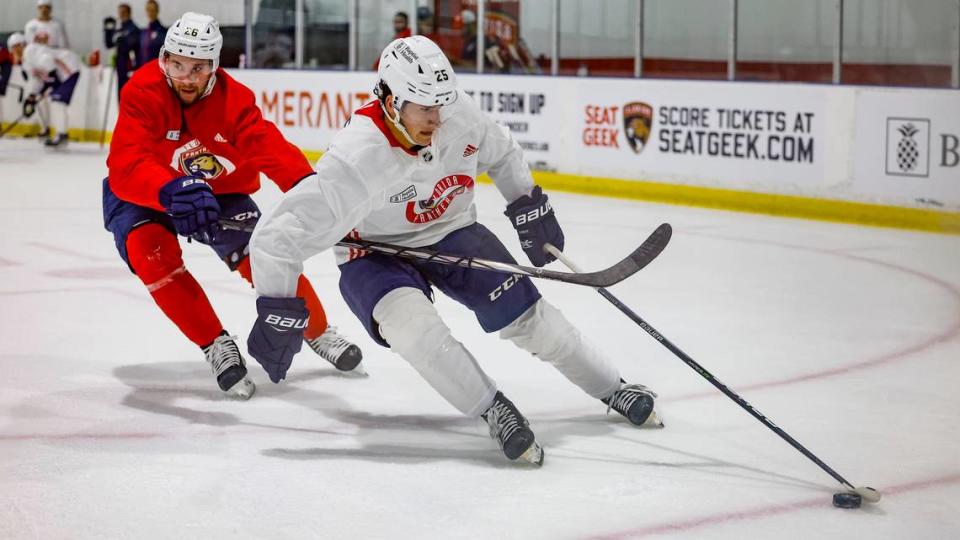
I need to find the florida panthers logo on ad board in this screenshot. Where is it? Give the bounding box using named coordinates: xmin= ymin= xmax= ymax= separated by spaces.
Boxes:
xmin=170 ymin=138 xmax=237 ymax=180
xmin=623 ymin=102 xmax=653 ymax=155
xmin=405 ymin=174 xmax=475 ymax=224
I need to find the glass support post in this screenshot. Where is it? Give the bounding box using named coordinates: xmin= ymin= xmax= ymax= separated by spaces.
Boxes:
xmin=477 ymin=1 xmax=485 ymax=73
xmin=295 ymin=0 xmax=304 ymax=68
xmin=635 ymin=0 xmax=644 ymax=78
xmin=551 ymin=0 xmax=559 ymax=75
xmin=833 ymin=0 xmax=843 ymax=84
xmin=728 ymin=0 xmax=737 ymax=80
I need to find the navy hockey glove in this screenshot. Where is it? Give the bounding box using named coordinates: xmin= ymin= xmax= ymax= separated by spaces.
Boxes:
xmin=248 ymin=296 xmax=308 ymax=383
xmin=158 ymin=176 xmax=220 ymax=242
xmin=22 ymin=94 xmax=38 ymax=118
xmin=504 ymin=185 xmax=564 ymax=267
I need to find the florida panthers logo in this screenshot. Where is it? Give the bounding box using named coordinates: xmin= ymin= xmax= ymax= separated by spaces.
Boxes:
xmin=405 ymin=174 xmax=474 ymax=224
xmin=623 ymin=101 xmax=653 ymax=155
xmin=170 ymin=138 xmax=237 ymax=180
xmin=183 ymin=153 xmax=225 ymax=179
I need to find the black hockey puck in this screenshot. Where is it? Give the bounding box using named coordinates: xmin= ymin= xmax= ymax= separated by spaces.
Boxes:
xmin=832 ymin=492 xmax=862 ymax=509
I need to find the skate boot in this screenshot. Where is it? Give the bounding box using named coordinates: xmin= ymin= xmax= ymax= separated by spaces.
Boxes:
xmin=34 ymin=127 xmax=50 ymax=141
xmin=481 ymin=391 xmax=544 ymax=466
xmin=44 ymin=133 xmax=68 ymax=148
xmin=602 ymin=382 xmax=663 ymax=428
xmin=203 ymin=332 xmax=255 ymax=399
xmin=305 ymin=326 xmax=364 ymax=374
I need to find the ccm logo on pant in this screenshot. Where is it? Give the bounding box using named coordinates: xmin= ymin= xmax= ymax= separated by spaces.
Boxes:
xmin=489 ymin=274 xmax=523 ymax=301
xmin=512 ymin=202 xmax=552 ymax=226
xmin=265 ymin=314 xmax=309 ymax=330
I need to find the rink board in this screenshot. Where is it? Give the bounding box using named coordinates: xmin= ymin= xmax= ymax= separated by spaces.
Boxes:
xmin=2 ymin=66 xmax=958 ymax=231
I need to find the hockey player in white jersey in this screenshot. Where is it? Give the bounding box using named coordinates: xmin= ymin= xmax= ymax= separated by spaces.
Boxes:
xmin=19 ymin=33 xmax=80 ymax=147
xmin=247 ymin=36 xmax=662 ymax=465
xmin=24 ymin=0 xmax=69 ymax=50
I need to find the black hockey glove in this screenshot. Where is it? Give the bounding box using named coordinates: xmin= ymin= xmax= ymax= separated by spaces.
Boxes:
xmin=158 ymin=176 xmax=221 ymax=242
xmin=22 ymin=94 xmax=38 ymax=118
xmin=504 ymin=185 xmax=564 ymax=267
xmin=103 ymin=16 xmax=117 ymax=47
xmin=248 ymin=296 xmax=308 ymax=383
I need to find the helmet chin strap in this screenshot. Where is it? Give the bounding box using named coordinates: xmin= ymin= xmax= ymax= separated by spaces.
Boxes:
xmin=381 ymin=100 xmax=421 ymax=148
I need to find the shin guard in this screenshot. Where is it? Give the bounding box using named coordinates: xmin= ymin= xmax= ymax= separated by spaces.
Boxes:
xmin=374 ymin=287 xmax=497 ymax=417
xmin=500 ymin=299 xmax=621 ymax=399
xmin=126 ymin=223 xmax=223 ymax=347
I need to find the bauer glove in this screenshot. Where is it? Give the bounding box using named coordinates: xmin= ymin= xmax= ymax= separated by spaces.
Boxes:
xmin=504 ymin=185 xmax=564 ymax=267
xmin=248 ymin=296 xmax=308 ymax=383
xmin=158 ymin=176 xmax=220 ymax=242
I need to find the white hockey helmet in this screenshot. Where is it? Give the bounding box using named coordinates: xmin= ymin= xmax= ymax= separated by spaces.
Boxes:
xmin=7 ymin=32 xmax=26 ymax=49
xmin=161 ymin=12 xmax=222 ymax=99
xmin=375 ymin=36 xmax=458 ymax=114
xmin=162 ymin=12 xmax=222 ymax=69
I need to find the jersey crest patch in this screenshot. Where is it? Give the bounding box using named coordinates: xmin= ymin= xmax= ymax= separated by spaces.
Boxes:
xmin=183 ymin=153 xmax=227 ymax=179
xmin=405 ymin=174 xmax=474 ymax=224
xmin=170 ymin=138 xmax=237 ymax=180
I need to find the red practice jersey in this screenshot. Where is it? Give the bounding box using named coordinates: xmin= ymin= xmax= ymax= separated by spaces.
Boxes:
xmin=107 ymin=60 xmax=312 ymax=210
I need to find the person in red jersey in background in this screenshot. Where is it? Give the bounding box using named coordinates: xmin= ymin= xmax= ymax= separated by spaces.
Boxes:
xmin=102 ymin=12 xmax=363 ymax=399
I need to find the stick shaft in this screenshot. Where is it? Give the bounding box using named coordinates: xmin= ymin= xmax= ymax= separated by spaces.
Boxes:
xmin=545 ymin=244 xmax=856 ymax=490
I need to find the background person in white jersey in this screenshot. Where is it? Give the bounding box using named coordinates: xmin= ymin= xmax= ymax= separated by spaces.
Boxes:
xmin=19 ymin=32 xmax=80 ymax=147
xmin=247 ymin=36 xmax=663 ymax=465
xmin=24 ymin=0 xmax=69 ymax=49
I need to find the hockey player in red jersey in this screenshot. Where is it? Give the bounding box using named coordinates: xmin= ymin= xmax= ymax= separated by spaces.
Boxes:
xmin=102 ymin=12 xmax=363 ymax=399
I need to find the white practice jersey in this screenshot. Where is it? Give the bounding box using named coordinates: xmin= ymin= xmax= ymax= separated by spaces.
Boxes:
xmin=21 ymin=43 xmax=80 ymax=95
xmin=24 ymin=18 xmax=69 ymax=49
xmin=250 ymin=89 xmax=535 ymax=298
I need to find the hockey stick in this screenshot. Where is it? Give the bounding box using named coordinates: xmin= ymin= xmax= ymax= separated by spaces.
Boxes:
xmin=219 ymin=217 xmax=671 ymax=288
xmin=0 ymin=113 xmax=26 ymax=138
xmin=545 ymin=243 xmax=882 ymax=505
xmin=99 ymin=63 xmax=116 ymax=148
xmin=0 ymin=92 xmax=51 ymax=139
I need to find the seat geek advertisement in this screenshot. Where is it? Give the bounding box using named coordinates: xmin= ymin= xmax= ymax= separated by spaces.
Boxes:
xmin=569 ymin=78 xmax=825 ymax=191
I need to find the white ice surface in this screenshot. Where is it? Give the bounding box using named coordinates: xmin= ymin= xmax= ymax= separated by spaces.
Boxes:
xmin=1 ymin=139 xmax=958 ymax=539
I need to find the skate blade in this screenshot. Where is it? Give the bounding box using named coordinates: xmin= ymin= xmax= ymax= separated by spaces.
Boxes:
xmin=518 ymin=442 xmax=545 ymax=467
xmin=225 ymin=377 xmax=256 ymax=400
xmin=643 ymin=409 xmax=665 ymax=429
xmin=336 ymin=362 xmax=369 ymax=378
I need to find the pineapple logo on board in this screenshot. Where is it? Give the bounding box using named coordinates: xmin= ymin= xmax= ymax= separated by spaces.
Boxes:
xmin=886 ymin=118 xmax=930 ymax=177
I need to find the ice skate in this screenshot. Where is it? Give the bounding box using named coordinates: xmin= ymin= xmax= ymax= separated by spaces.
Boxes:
xmin=43 ymin=132 xmax=68 ymax=148
xmin=305 ymin=326 xmax=366 ymax=375
xmin=602 ymin=382 xmax=663 ymax=428
xmin=482 ymin=391 xmax=544 ymax=466
xmin=203 ymin=333 xmax=255 ymax=399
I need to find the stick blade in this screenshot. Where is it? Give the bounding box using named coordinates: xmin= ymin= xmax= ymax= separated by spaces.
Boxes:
xmin=570 ymin=223 xmax=672 ymax=288
xmin=855 ymin=486 xmax=882 ymax=503
xmin=629 ymin=223 xmax=672 ymax=272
